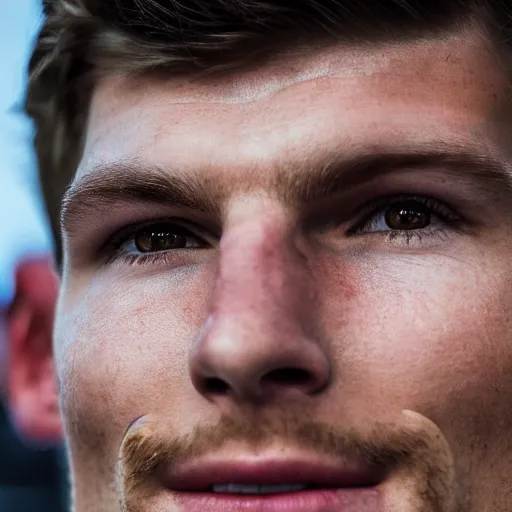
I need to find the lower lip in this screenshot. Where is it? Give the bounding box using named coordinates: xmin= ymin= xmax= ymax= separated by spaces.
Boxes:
xmin=174 ymin=487 xmax=382 ymax=512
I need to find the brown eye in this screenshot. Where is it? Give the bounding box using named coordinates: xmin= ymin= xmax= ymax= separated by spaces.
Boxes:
xmin=133 ymin=224 xmax=201 ymax=253
xmin=351 ymin=195 xmax=459 ymax=244
xmin=384 ymin=201 xmax=431 ymax=231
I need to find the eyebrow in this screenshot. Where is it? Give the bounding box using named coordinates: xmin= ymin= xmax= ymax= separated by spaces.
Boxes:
xmin=279 ymin=144 xmax=512 ymax=205
xmin=61 ymin=162 xmax=224 ymax=235
xmin=61 ymin=144 xmax=512 ymax=235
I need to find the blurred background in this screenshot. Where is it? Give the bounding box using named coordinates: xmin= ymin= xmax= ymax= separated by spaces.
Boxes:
xmin=0 ymin=2 xmax=69 ymax=511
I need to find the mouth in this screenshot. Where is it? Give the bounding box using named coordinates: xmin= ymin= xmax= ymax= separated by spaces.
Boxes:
xmin=161 ymin=456 xmax=385 ymax=512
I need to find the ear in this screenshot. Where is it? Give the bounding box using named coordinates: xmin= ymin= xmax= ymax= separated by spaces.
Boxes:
xmin=7 ymin=257 xmax=62 ymax=446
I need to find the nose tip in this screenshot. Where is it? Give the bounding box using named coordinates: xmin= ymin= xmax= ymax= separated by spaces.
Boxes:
xmin=189 ymin=321 xmax=331 ymax=403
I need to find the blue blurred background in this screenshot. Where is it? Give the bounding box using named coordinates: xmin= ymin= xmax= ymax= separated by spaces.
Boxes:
xmin=0 ymin=2 xmax=68 ymax=511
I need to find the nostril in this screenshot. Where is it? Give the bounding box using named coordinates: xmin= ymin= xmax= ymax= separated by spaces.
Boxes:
xmin=260 ymin=367 xmax=315 ymax=389
xmin=203 ymin=377 xmax=230 ymax=394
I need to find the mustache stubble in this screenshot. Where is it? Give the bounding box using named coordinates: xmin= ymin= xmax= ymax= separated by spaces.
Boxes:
xmin=117 ymin=408 xmax=456 ymax=511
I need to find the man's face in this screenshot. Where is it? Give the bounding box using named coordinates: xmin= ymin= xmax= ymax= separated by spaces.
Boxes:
xmin=56 ymin=27 xmax=512 ymax=511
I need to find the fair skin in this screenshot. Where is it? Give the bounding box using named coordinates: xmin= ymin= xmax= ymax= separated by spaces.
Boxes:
xmin=9 ymin=25 xmax=512 ymax=511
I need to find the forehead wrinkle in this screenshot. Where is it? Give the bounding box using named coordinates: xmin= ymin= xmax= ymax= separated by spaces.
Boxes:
xmin=105 ymin=23 xmax=487 ymax=109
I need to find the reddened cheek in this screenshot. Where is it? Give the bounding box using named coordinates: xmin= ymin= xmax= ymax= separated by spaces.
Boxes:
xmin=314 ymin=256 xmax=364 ymax=306
xmin=337 ymin=279 xmax=358 ymax=301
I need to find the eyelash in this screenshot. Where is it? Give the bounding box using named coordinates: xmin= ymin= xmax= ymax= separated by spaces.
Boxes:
xmin=105 ymin=195 xmax=460 ymax=266
xmin=114 ymin=252 xmax=184 ymax=267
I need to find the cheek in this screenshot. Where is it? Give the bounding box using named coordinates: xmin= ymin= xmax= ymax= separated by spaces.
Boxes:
xmin=54 ymin=266 xmax=210 ymax=460
xmin=317 ymin=253 xmax=512 ymax=420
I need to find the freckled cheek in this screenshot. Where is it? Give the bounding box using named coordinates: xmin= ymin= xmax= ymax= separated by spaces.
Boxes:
xmin=55 ymin=268 xmax=211 ymax=454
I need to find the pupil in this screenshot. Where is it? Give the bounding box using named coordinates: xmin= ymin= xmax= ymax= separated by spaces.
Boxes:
xmin=385 ymin=202 xmax=431 ymax=230
xmin=135 ymin=226 xmax=187 ymax=252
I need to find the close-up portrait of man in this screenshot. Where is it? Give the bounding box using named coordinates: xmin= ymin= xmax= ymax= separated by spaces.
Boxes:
xmin=7 ymin=1 xmax=512 ymax=511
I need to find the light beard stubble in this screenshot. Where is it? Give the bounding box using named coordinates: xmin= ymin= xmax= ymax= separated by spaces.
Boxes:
xmin=116 ymin=408 xmax=458 ymax=512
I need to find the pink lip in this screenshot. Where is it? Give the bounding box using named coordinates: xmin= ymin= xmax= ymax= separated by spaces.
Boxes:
xmin=161 ymin=458 xmax=385 ymax=512
xmin=174 ymin=488 xmax=382 ymax=512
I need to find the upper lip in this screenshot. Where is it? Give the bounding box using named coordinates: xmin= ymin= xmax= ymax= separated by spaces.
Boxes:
xmin=161 ymin=452 xmax=385 ymax=492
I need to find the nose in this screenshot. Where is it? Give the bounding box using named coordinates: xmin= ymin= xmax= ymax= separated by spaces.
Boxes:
xmin=189 ymin=217 xmax=330 ymax=404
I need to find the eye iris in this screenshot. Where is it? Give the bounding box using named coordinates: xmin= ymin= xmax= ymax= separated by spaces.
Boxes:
xmin=134 ymin=226 xmax=187 ymax=252
xmin=385 ymin=201 xmax=431 ymax=230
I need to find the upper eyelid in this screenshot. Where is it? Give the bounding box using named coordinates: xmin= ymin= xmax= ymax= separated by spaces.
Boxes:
xmin=356 ymin=195 xmax=457 ymax=220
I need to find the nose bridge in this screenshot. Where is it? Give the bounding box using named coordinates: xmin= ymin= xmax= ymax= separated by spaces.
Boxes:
xmin=214 ymin=216 xmax=301 ymax=320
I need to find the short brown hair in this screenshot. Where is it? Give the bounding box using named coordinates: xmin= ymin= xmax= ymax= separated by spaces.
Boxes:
xmin=27 ymin=0 xmax=512 ymax=259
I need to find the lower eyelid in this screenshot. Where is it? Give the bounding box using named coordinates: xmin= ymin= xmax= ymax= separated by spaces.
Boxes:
xmin=385 ymin=227 xmax=453 ymax=246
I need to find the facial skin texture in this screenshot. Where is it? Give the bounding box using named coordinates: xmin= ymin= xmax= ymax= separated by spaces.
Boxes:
xmin=50 ymin=26 xmax=512 ymax=511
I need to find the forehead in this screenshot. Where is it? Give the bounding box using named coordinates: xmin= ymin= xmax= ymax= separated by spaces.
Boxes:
xmin=79 ymin=28 xmax=507 ymax=183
